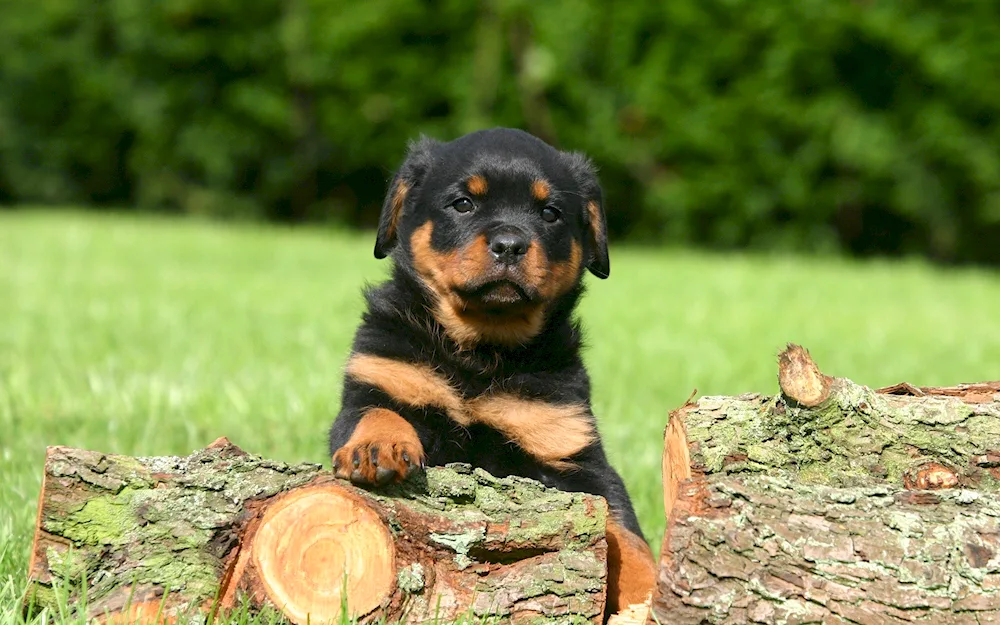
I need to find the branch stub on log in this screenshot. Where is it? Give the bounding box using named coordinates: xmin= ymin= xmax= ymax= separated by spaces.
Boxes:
xmin=777 ymin=343 xmax=832 ymax=407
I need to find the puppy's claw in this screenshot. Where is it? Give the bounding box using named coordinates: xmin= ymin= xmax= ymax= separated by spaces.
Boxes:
xmin=375 ymin=467 xmax=396 ymax=485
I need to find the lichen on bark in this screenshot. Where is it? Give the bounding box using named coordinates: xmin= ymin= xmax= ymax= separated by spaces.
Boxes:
xmin=28 ymin=444 xmax=326 ymax=617
xmin=656 ymin=347 xmax=1000 ymax=624
xmin=366 ymin=463 xmax=608 ymax=563
xmin=686 ymin=377 xmax=1000 ymax=489
xmin=28 ymin=445 xmax=610 ymax=623
xmin=655 ymin=474 xmax=1000 ymax=624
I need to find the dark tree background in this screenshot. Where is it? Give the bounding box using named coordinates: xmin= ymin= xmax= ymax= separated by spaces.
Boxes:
xmin=1 ymin=0 xmax=999 ymax=263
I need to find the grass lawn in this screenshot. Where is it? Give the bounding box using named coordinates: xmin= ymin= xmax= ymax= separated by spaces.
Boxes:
xmin=2 ymin=209 xmax=999 ymax=622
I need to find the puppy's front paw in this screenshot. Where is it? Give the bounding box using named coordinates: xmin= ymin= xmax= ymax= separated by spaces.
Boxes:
xmin=333 ymin=440 xmax=424 ymax=486
xmin=332 ymin=409 xmax=425 ymax=486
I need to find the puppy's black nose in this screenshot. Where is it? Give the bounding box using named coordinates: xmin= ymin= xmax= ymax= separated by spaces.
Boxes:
xmin=489 ymin=229 xmax=528 ymax=263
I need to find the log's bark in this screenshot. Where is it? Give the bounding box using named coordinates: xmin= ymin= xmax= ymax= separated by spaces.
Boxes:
xmin=653 ymin=345 xmax=1000 ymax=625
xmin=692 ymin=344 xmax=1000 ymax=489
xmin=26 ymin=438 xmax=609 ymax=624
xmin=656 ymin=470 xmax=1000 ymax=624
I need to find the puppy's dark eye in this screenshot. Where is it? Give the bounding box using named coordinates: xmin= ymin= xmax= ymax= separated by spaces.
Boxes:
xmin=541 ymin=206 xmax=561 ymax=223
xmin=452 ymin=198 xmax=475 ymax=213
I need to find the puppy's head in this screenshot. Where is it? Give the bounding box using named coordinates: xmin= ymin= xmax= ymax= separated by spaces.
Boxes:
xmin=374 ymin=128 xmax=609 ymax=347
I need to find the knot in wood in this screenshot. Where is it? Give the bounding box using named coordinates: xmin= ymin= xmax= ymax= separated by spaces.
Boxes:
xmin=903 ymin=462 xmax=959 ymax=490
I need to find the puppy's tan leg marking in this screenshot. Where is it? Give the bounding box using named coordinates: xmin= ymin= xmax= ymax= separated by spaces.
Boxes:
xmin=332 ymin=408 xmax=424 ymax=485
xmin=346 ymin=353 xmax=464 ymax=418
xmin=605 ymin=518 xmax=656 ymax=616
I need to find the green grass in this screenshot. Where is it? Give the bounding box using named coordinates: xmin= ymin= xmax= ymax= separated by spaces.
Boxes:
xmin=2 ymin=209 xmax=1000 ymax=621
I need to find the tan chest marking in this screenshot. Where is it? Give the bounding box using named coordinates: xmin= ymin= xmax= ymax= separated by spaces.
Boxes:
xmin=346 ymin=354 xmax=594 ymax=467
xmin=465 ymin=394 xmax=594 ymax=470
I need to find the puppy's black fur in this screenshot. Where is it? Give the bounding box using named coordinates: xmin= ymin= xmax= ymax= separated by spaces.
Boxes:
xmin=328 ymin=128 xmax=641 ymax=539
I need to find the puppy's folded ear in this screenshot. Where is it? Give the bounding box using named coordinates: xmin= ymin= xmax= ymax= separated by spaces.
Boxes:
xmin=375 ymin=136 xmax=440 ymax=259
xmin=564 ymin=152 xmax=610 ymax=279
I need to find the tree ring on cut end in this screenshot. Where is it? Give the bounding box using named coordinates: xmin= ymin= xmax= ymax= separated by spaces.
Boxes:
xmin=251 ymin=486 xmax=394 ymax=624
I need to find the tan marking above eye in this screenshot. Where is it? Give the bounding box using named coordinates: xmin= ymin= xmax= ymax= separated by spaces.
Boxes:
xmin=605 ymin=518 xmax=657 ymax=614
xmin=531 ymin=179 xmax=551 ymax=202
xmin=345 ymin=353 xmax=595 ymax=467
xmin=467 ymin=175 xmax=488 ymax=196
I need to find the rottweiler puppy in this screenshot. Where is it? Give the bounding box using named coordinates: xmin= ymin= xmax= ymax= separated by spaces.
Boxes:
xmin=328 ymin=128 xmax=656 ymax=614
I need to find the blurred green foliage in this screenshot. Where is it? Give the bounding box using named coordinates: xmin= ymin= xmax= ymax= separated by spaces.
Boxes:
xmin=1 ymin=0 xmax=999 ymax=262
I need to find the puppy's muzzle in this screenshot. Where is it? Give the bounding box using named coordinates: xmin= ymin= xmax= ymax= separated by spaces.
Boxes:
xmin=488 ymin=226 xmax=528 ymax=266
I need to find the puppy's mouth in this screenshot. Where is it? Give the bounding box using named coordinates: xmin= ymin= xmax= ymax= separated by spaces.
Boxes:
xmin=453 ymin=277 xmax=536 ymax=313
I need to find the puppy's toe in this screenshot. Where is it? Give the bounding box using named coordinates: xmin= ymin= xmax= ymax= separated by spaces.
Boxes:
xmin=367 ymin=441 xmax=424 ymax=485
xmin=375 ymin=466 xmax=396 ymax=485
xmin=395 ymin=442 xmax=426 ymax=481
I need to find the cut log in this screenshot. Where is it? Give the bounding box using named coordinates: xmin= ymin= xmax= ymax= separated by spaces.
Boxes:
xmin=26 ymin=438 xmax=609 ymax=624
xmin=693 ymin=344 xmax=999 ymax=489
xmin=653 ymin=345 xmax=1000 ymax=624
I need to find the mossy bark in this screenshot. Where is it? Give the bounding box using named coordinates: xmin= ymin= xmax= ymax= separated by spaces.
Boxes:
xmin=26 ymin=439 xmax=608 ymax=624
xmin=687 ymin=346 xmax=1000 ymax=489
xmin=653 ymin=345 xmax=1000 ymax=624
xmin=656 ymin=474 xmax=1000 ymax=624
